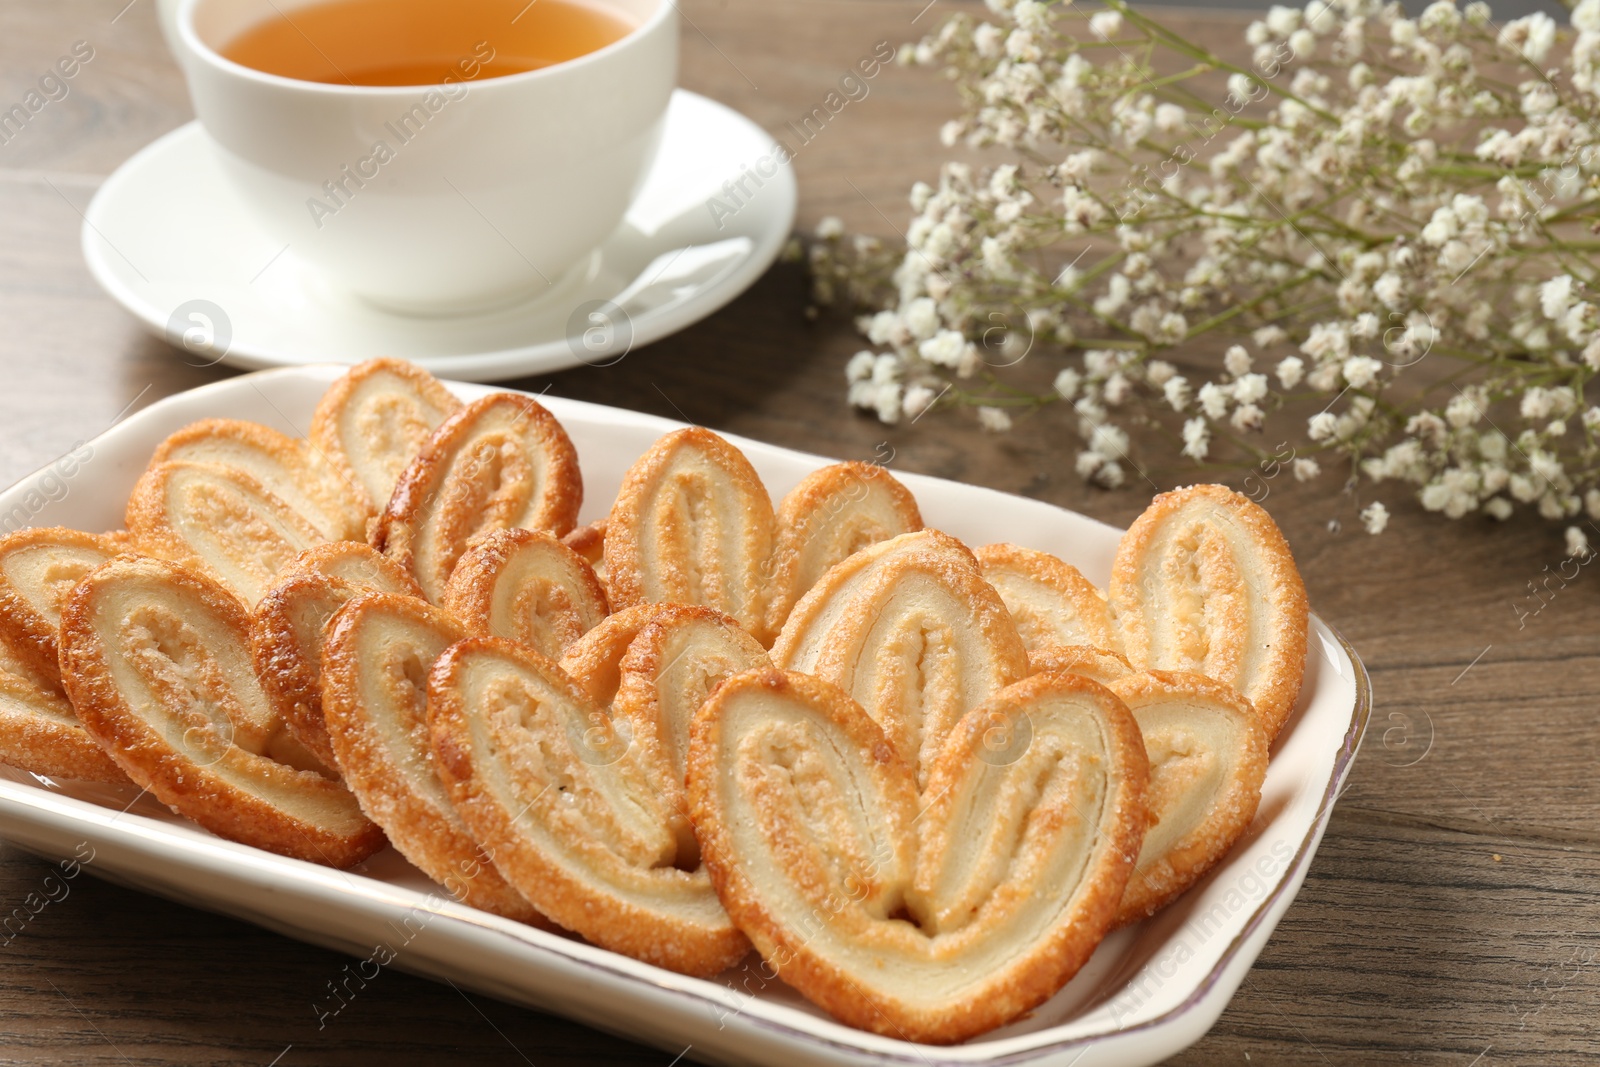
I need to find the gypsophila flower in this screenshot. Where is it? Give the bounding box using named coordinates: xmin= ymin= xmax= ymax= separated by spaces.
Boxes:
xmin=1164 ymin=375 xmax=1192 ymax=411
xmin=846 ymin=351 xmax=877 ymax=382
xmin=807 ymin=0 xmax=1600 ymax=551
xmin=1275 ymin=356 xmax=1306 ymax=388
xmin=1361 ymin=501 xmax=1390 ymax=534
xmin=919 ymin=329 xmax=967 ymax=367
xmin=903 ymin=383 xmax=938 ymax=419
xmin=1181 ymin=417 xmax=1211 ymax=459
xmin=1089 ymin=10 xmax=1123 ymax=39
xmin=976 ymin=406 xmax=1013 ymax=432
xmin=1566 ymin=525 xmax=1591 ymax=558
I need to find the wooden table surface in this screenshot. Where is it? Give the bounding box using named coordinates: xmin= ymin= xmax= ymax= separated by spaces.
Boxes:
xmin=1 ymin=1 xmax=1597 ymax=1064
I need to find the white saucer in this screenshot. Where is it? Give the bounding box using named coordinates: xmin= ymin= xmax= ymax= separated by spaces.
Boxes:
xmin=81 ymin=90 xmax=796 ymax=381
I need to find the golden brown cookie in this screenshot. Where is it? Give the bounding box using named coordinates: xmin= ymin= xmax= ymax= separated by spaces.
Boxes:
xmin=58 ymin=557 xmax=381 ymax=866
xmin=0 ymin=527 xmax=125 ymax=687
xmin=762 ymin=462 xmax=922 ymax=638
xmin=372 ymin=393 xmax=583 ymax=603
xmin=556 ymin=604 xmax=680 ymax=709
xmin=126 ymin=461 xmax=326 ymax=606
xmin=251 ymin=544 xmax=423 ymax=770
xmin=428 ymin=636 xmax=749 ymax=974
xmin=309 ymin=358 xmax=463 ymax=517
xmin=975 ymin=543 xmax=1114 ymax=653
xmin=771 ymin=529 xmax=1029 ymax=791
xmin=1109 ymin=484 xmax=1309 ymax=739
xmin=443 ymin=528 xmax=608 ymax=660
xmin=604 ymin=427 xmax=775 ymax=641
xmin=320 ymin=593 xmax=542 ymax=921
xmin=1106 ymin=671 xmax=1269 ymax=926
xmin=0 ymin=668 xmax=125 ymax=783
xmin=602 ymin=605 xmax=769 ymax=862
xmin=151 ymin=418 xmax=364 ymax=541
xmin=1028 ymin=643 xmax=1135 ymax=685
xmin=686 ymin=669 xmax=1148 ymax=1043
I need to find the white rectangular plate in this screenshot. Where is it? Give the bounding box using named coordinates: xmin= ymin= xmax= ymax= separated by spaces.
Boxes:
xmin=0 ymin=366 xmax=1370 ymax=1067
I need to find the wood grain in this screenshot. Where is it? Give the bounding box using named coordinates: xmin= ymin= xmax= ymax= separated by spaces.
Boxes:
xmin=0 ymin=1 xmax=1596 ymax=1064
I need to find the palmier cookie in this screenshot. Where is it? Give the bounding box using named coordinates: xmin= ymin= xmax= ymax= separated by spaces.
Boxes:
xmin=151 ymin=418 xmax=364 ymax=541
xmin=0 ymin=668 xmax=124 ymax=782
xmin=1028 ymin=643 xmax=1134 ymax=685
xmin=443 ymin=529 xmax=608 ymax=661
xmin=251 ymin=545 xmax=424 ymax=770
xmin=372 ymin=393 xmax=582 ymax=604
xmin=557 ymin=604 xmax=682 ymax=709
xmin=0 ymin=527 xmax=126 ymax=688
xmin=687 ymin=669 xmax=1149 ymax=1043
xmin=762 ymin=462 xmax=922 ymax=638
xmin=604 ymin=427 xmax=774 ymax=641
xmin=1109 ymin=484 xmax=1309 ymax=738
xmin=1106 ymin=671 xmax=1268 ymax=926
xmin=127 ymin=461 xmax=325 ymax=606
xmin=574 ymin=605 xmax=770 ymax=863
xmin=771 ymin=529 xmax=1028 ymax=791
xmin=309 ymin=358 xmax=462 ymax=517
xmin=58 ymin=557 xmax=382 ymax=866
xmin=975 ymin=543 xmax=1114 ymax=653
xmin=321 ymin=593 xmax=542 ymax=921
xmin=428 ymin=637 xmax=749 ymax=975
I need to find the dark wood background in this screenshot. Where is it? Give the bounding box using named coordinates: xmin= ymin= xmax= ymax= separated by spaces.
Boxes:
xmin=0 ymin=1 xmax=1596 ymax=1063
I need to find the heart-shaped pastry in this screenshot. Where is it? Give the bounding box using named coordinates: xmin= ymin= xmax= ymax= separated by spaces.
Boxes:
xmin=126 ymin=461 xmax=326 ymax=606
xmin=1106 ymin=671 xmax=1268 ymax=926
xmin=591 ymin=605 xmax=769 ymax=864
xmin=310 ymin=358 xmax=462 ymax=517
xmin=772 ymin=529 xmax=1028 ymax=791
xmin=604 ymin=427 xmax=774 ymax=641
xmin=320 ymin=592 xmax=542 ymax=921
xmin=975 ymin=543 xmax=1114 ymax=653
xmin=762 ymin=462 xmax=922 ymax=638
xmin=1029 ymin=643 xmax=1134 ymax=684
xmin=686 ymin=668 xmax=1149 ymax=1043
xmin=251 ymin=544 xmax=424 ymax=770
xmin=428 ymin=636 xmax=750 ymax=975
xmin=372 ymin=393 xmax=583 ymax=603
xmin=0 ymin=527 xmax=125 ymax=687
xmin=1109 ymin=484 xmax=1308 ymax=738
xmin=151 ymin=418 xmax=364 ymax=541
xmin=443 ymin=528 xmax=608 ymax=660
xmin=557 ymin=603 xmax=682 ymax=709
xmin=0 ymin=667 xmax=125 ymax=783
xmin=58 ymin=557 xmax=381 ymax=866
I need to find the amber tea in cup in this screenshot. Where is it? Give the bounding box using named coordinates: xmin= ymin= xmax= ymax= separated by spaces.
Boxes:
xmin=221 ymin=0 xmax=635 ymax=86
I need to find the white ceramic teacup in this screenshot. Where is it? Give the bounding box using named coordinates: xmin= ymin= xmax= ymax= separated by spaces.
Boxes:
xmin=170 ymin=0 xmax=677 ymax=315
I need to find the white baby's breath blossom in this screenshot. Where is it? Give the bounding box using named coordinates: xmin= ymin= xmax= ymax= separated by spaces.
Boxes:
xmin=810 ymin=0 xmax=1600 ymax=547
xmin=976 ymin=405 xmax=1013 ymax=432
xmin=1181 ymin=417 xmax=1211 ymax=459
xmin=1565 ymin=525 xmax=1591 ymax=559
xmin=903 ymin=383 xmax=938 ymax=420
xmin=1089 ymin=10 xmax=1123 ymax=39
xmin=919 ymin=328 xmax=967 ymax=367
xmin=846 ymin=350 xmax=876 ymax=383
